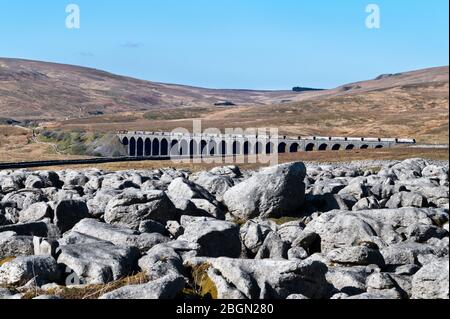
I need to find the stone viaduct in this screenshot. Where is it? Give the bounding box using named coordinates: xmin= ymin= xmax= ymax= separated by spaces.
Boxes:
xmin=117 ymin=131 xmax=416 ymax=158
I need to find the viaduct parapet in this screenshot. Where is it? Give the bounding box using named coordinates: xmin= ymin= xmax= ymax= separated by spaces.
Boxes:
xmin=117 ymin=131 xmax=416 ymax=158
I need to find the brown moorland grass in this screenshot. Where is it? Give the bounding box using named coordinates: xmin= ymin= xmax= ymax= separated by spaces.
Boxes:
xmin=47 ymin=80 xmax=449 ymax=145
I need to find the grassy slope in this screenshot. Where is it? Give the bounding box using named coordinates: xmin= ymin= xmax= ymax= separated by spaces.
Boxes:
xmin=0 ymin=61 xmax=448 ymax=163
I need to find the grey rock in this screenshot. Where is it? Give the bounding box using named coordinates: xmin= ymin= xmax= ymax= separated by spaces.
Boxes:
xmin=190 ymin=198 xmax=224 ymax=220
xmin=352 ymin=196 xmax=380 ymax=211
xmin=86 ymin=190 xmax=119 ymax=218
xmin=141 ymin=179 xmax=168 ymax=192
xmin=185 ymin=257 xmax=328 ymax=299
xmin=386 ymin=192 xmax=428 ymax=209
xmin=390 ymin=158 xmax=428 ymax=180
xmin=2 ymin=189 xmax=46 ymax=211
xmin=70 ymin=219 xmax=168 ymax=252
xmin=0 ymin=256 xmax=60 ymax=286
xmin=325 ymin=266 xmax=368 ymax=296
xmin=166 ymin=220 xmax=183 ymax=238
xmin=167 ymin=177 xmax=218 ymax=205
xmin=24 ymin=175 xmax=45 ymax=189
xmin=255 ymin=232 xmax=289 ymax=260
xmin=370 ymin=181 xmax=406 ymax=200
xmin=310 ymin=183 xmax=347 ymax=196
xmin=0 ymin=174 xmax=25 ymax=194
xmin=37 ymin=171 xmax=62 ymax=188
xmin=33 ymin=237 xmax=59 ymax=256
xmin=330 ymin=292 xmax=350 ymax=299
xmin=53 ymin=189 xmax=82 ymax=202
xmin=291 ymin=231 xmax=321 ymax=255
xmin=169 ymin=198 xmax=198 ymax=216
xmin=139 ymin=220 xmax=168 ymax=236
xmin=104 ymin=189 xmax=177 ymax=230
xmin=304 ymin=208 xmax=437 ymax=253
xmin=57 ymin=241 xmax=140 ymax=284
xmin=303 ymin=212 xmax=378 ymax=253
xmin=327 ymin=246 xmax=385 ymax=267
xmin=164 ymin=240 xmax=202 ymax=261
xmin=422 ymin=165 xmax=448 ymax=178
xmin=277 ymin=221 xmax=304 ymax=244
xmin=0 ymin=231 xmax=34 ymax=259
xmin=223 ymin=162 xmax=307 ymax=220
xmin=366 ymin=272 xmax=395 ymax=290
xmin=209 ymin=166 xmax=242 ymax=178
xmin=412 ymin=259 xmax=449 ymax=299
xmin=138 ymin=244 xmax=185 ymax=279
xmin=54 ymin=200 xmax=90 ymax=233
xmin=0 ymin=220 xmax=60 ymax=238
xmin=405 ymin=224 xmax=448 ymax=243
xmin=19 ymin=202 xmax=52 ymax=224
xmin=288 ymin=247 xmax=309 ymax=260
xmin=0 ymin=288 xmax=13 ymax=299
xmin=345 ymin=289 xmax=401 ymax=299
xmin=395 ymin=264 xmax=420 ymax=276
xmin=99 ymin=274 xmax=185 ymax=299
xmin=57 ymin=231 xmax=107 ymax=246
xmin=321 ymin=194 xmax=351 ymax=211
xmin=178 ymin=216 xmax=241 ymax=258
xmin=380 ymin=242 xmax=446 ymax=266
xmin=240 ymin=219 xmax=275 ymax=254
xmin=101 ymin=174 xmax=139 ymax=191
xmin=390 ymin=274 xmax=413 ymax=298
xmin=63 ymin=171 xmax=89 ymax=187
xmin=286 ymin=294 xmax=309 ymax=299
xmin=160 ymin=169 xmax=187 ymax=184
xmin=338 ymin=182 xmax=369 ymax=201
xmin=189 ymin=171 xmax=234 ymax=201
xmin=205 ymin=267 xmax=247 ymax=299
xmin=33 ymin=295 xmax=62 ymax=300
xmin=83 ymin=176 xmax=103 ymax=194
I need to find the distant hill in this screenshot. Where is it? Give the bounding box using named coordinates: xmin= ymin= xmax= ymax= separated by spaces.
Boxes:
xmin=0 ymin=58 xmax=300 ymax=120
xmin=2 ymin=58 xmax=447 ymax=122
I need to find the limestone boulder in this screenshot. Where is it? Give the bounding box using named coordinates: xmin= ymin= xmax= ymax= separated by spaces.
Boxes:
xmin=104 ymin=189 xmax=177 ymax=230
xmin=412 ymin=259 xmax=449 ymax=299
xmin=0 ymin=256 xmax=60 ymax=286
xmin=178 ymin=216 xmax=241 ymax=258
xmin=57 ymin=241 xmax=140 ymax=284
xmin=99 ymin=274 xmax=185 ymax=299
xmin=223 ymin=162 xmax=307 ymax=220
xmin=185 ymin=257 xmax=328 ymax=299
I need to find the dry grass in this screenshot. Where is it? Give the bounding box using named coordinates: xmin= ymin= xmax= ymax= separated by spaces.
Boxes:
xmin=143 ymin=107 xmax=214 ymax=121
xmin=189 ymin=263 xmax=217 ymax=299
xmin=45 ymin=80 xmax=449 ymax=145
xmin=0 ymin=256 xmax=16 ymax=267
xmin=21 ymin=272 xmax=149 ymax=300
xmin=1 ymin=66 xmax=448 ymax=163
xmin=0 ymin=125 xmax=90 ymax=163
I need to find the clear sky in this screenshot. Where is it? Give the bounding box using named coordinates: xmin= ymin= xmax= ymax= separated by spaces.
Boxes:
xmin=0 ymin=0 xmax=448 ymax=89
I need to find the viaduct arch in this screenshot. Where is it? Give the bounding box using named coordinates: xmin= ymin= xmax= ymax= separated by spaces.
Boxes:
xmin=117 ymin=131 xmax=416 ymax=158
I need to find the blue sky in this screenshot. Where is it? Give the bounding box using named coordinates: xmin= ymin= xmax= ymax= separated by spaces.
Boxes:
xmin=0 ymin=0 xmax=448 ymax=89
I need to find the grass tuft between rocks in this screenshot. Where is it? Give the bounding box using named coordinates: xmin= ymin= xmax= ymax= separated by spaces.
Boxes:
xmin=0 ymin=256 xmax=16 ymax=267
xmin=20 ymin=272 xmax=149 ymax=300
xmin=190 ymin=263 xmax=218 ymax=300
